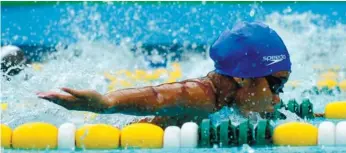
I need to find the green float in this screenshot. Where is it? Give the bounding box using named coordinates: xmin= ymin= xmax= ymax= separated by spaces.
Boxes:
xmin=300 ymin=98 xmax=314 ymax=119
xmin=287 ymin=99 xmax=299 ymax=115
xmin=273 ymin=100 xmax=286 ymax=120
xmin=254 ymin=120 xmax=273 ymax=145
xmin=236 ymin=120 xmax=250 ymax=145
xmin=218 ymin=119 xmax=236 ymax=147
xmin=210 ymin=124 xmax=219 ymax=146
xmin=199 ymin=119 xmax=211 ymax=147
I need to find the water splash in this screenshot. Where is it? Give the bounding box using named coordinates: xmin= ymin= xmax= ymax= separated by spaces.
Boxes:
xmin=1 ymin=3 xmax=346 ymax=127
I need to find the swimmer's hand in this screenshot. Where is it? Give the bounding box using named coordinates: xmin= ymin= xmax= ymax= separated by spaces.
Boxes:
xmin=37 ymin=88 xmax=109 ymax=113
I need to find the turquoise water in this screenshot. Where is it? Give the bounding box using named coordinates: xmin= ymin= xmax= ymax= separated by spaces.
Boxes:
xmin=1 ymin=1 xmax=346 ymax=152
xmin=2 ymin=146 xmax=346 ymax=153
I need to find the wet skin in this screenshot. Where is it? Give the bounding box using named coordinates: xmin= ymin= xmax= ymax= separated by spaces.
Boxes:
xmin=37 ymin=71 xmax=290 ymax=127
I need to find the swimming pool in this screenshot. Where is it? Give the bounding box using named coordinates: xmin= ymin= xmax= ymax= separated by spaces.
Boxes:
xmin=1 ymin=1 xmax=346 ymax=152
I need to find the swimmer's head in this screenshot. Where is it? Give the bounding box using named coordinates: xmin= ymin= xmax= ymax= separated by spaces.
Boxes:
xmin=209 ymin=21 xmax=291 ymax=115
xmin=210 ymin=21 xmax=291 ymax=78
xmin=1 ymin=45 xmax=26 ymax=76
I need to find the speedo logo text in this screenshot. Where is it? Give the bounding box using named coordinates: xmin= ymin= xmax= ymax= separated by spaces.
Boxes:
xmin=262 ymin=55 xmax=286 ymax=66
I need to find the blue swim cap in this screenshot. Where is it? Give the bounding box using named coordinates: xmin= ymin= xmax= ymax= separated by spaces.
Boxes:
xmin=210 ymin=21 xmax=291 ymax=78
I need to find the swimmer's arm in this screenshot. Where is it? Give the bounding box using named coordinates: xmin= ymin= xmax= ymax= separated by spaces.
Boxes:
xmin=102 ymin=79 xmax=216 ymax=116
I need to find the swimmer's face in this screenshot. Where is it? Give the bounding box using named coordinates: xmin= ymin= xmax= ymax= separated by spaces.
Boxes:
xmin=234 ymin=71 xmax=290 ymax=116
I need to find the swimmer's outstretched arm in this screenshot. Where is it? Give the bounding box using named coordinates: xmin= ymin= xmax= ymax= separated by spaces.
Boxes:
xmin=37 ymin=78 xmax=216 ymax=116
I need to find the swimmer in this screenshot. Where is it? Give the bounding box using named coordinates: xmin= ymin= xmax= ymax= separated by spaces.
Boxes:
xmin=37 ymin=22 xmax=291 ymax=127
xmin=1 ymin=45 xmax=27 ymax=79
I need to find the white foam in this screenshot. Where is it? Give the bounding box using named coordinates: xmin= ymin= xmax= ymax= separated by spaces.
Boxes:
xmin=1 ymin=8 xmax=346 ymax=127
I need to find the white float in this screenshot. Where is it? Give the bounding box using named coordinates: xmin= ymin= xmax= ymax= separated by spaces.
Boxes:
xmin=318 ymin=121 xmax=335 ymax=145
xmin=336 ymin=121 xmax=346 ymax=145
xmin=163 ymin=126 xmax=181 ymax=148
xmin=180 ymin=122 xmax=198 ymax=148
xmin=58 ymin=123 xmax=76 ymax=150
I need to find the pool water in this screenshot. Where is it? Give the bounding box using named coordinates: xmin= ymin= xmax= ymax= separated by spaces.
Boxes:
xmin=2 ymin=146 xmax=346 ymax=153
xmin=1 ymin=1 xmax=346 ymax=152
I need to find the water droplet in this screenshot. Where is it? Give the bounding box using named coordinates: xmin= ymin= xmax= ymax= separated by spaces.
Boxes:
xmin=249 ymin=9 xmax=255 ymax=17
xmin=283 ymin=6 xmax=292 ymax=13
xmin=172 ymin=39 xmax=178 ymax=44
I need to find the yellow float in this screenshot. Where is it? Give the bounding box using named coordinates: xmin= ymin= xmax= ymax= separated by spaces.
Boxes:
xmin=12 ymin=122 xmax=58 ymax=149
xmin=317 ymin=79 xmax=338 ymax=89
xmin=320 ymin=71 xmax=338 ymax=80
xmin=31 ymin=63 xmax=43 ymax=71
xmin=121 ymin=123 xmax=164 ymax=149
xmin=339 ymin=80 xmax=346 ymax=91
xmin=0 ymin=124 xmax=12 ymax=148
xmin=75 ymin=124 xmax=120 ymax=149
xmin=103 ymin=63 xmax=182 ymax=89
xmin=1 ymin=102 xmax=8 ymax=111
xmin=273 ymin=122 xmax=318 ymax=146
xmin=325 ymin=101 xmax=346 ymax=119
